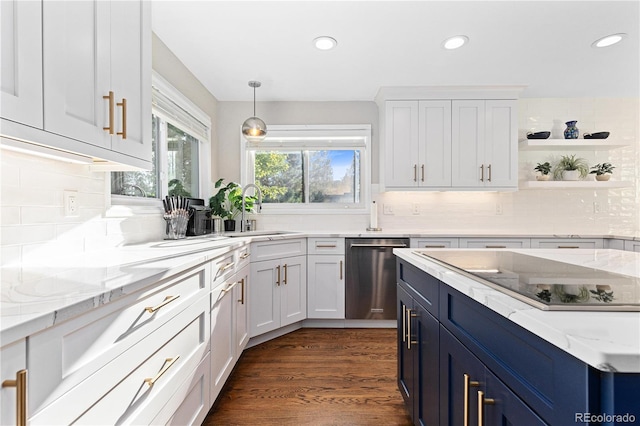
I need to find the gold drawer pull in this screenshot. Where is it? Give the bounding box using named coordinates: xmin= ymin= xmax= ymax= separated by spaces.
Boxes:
xmin=238 ymin=278 xmax=245 ymax=304
xmin=558 ymin=245 xmax=580 ymax=249
xmin=2 ymin=369 xmax=27 ymax=426
xmin=283 ymin=264 xmax=288 ymax=285
xmin=145 ymin=295 xmax=180 ymax=313
xmin=477 ymin=390 xmax=495 ymax=426
xmin=463 ymin=373 xmax=480 ymax=426
xmin=485 ymin=245 xmax=506 ymax=248
xmin=316 ymin=244 xmax=337 ymax=248
xmin=116 ymin=98 xmax=127 ymax=139
xmin=402 ymin=305 xmax=407 ymax=343
xmin=219 ymin=262 xmax=235 ymax=273
xmin=276 ymin=265 xmax=281 ymax=286
xmin=222 ymin=281 xmax=238 ymax=294
xmin=144 ymin=356 xmax=180 ymax=387
xmin=424 ymin=245 xmax=446 ymax=248
xmin=240 ymin=252 xmax=250 ymax=259
xmin=103 ymin=91 xmax=114 ymax=134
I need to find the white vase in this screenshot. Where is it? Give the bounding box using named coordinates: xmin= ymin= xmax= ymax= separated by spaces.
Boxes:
xmin=536 ymin=174 xmax=550 ymax=181
xmin=596 ymin=174 xmax=611 ymax=181
xmin=563 ymin=170 xmax=581 ymax=181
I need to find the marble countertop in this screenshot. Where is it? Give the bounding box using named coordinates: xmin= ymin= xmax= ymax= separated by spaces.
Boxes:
xmin=393 ymin=248 xmax=640 ymax=373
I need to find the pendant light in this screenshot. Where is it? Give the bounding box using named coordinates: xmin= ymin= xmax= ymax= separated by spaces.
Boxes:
xmin=242 ymin=81 xmax=267 ymax=142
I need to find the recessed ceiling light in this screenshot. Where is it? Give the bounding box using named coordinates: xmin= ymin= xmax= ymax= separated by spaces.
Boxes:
xmin=313 ymin=36 xmax=337 ymax=51
xmin=592 ymin=33 xmax=627 ymax=48
xmin=443 ymin=35 xmax=469 ymax=50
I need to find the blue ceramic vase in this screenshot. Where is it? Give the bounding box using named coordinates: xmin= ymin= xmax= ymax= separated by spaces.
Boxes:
xmin=564 ymin=121 xmax=579 ymax=139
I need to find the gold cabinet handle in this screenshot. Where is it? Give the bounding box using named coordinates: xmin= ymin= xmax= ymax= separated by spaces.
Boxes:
xmin=240 ymin=252 xmax=250 ymax=259
xmin=477 ymin=390 xmax=495 ymax=426
xmin=480 ymin=164 xmax=485 ymax=182
xmin=219 ymin=262 xmax=235 ymax=273
xmin=116 ymin=98 xmax=127 ymax=139
xmin=283 ymin=264 xmax=288 ymax=285
xmin=339 ymin=260 xmax=343 ymax=280
xmin=463 ymin=373 xmax=480 ymax=426
xmin=276 ymin=265 xmax=281 ymax=286
xmin=103 ymin=91 xmax=115 ymax=134
xmin=221 ymin=281 xmax=238 ymax=294
xmin=424 ymin=245 xmax=446 ymax=248
xmin=238 ymin=278 xmax=245 ymax=304
xmin=409 ymin=311 xmax=418 ymax=347
xmin=487 ymin=164 xmax=492 ymax=182
xmin=316 ymin=244 xmax=337 ymax=248
xmin=402 ymin=305 xmax=407 ymax=344
xmin=2 ymin=369 xmax=27 ymax=426
xmin=421 ymin=164 xmax=425 ymax=182
xmin=413 ymin=164 xmax=418 ymax=182
xmin=406 ymin=307 xmax=411 ymax=349
xmin=558 ymin=246 xmax=580 ymax=249
xmin=485 ymin=245 xmax=506 ymax=249
xmin=144 ymin=356 xmax=180 ymax=387
xmin=145 ymin=295 xmax=180 ymax=313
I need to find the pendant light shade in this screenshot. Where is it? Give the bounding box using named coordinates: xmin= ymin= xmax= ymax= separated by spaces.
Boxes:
xmin=242 ymin=81 xmax=267 ymax=142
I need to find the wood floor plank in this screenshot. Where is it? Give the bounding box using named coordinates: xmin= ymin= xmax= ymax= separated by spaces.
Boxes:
xmin=202 ymin=328 xmax=412 ymax=426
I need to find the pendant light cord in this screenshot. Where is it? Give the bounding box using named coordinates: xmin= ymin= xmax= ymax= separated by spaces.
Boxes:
xmin=253 ymin=86 xmax=256 ymax=116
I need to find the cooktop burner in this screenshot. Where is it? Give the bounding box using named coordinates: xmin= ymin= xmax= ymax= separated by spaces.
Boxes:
xmin=413 ymin=250 xmax=640 ymax=311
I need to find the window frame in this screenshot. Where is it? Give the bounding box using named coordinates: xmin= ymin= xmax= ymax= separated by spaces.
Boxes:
xmin=241 ymin=124 xmax=371 ymax=214
xmin=109 ymin=71 xmax=211 ymax=211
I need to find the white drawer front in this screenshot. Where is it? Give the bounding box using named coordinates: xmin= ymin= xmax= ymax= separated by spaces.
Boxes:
xmin=307 ymin=237 xmax=345 ymax=255
xmin=211 ymin=250 xmax=236 ymax=287
xmin=28 ymin=265 xmax=207 ymax=415
xmin=460 ymin=238 xmax=531 ymax=249
xmin=531 ymin=239 xmax=604 ymax=249
xmin=624 ymin=240 xmax=640 ymax=252
xmin=236 ymin=244 xmax=251 ymax=269
xmin=411 ymin=238 xmax=459 ymax=248
xmin=30 ymin=295 xmax=210 ymax=425
xmin=250 ymin=238 xmax=307 ymax=262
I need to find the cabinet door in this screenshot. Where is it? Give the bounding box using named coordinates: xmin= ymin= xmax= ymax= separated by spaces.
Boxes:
xmin=307 ymin=255 xmax=345 ymax=319
xmin=234 ymin=264 xmax=250 ymax=353
xmin=385 ymin=101 xmax=420 ymax=188
xmin=440 ymin=326 xmax=486 ymax=426
xmin=419 ymin=100 xmax=452 ymax=187
xmin=484 ymin=100 xmax=517 ymax=188
xmin=210 ymin=280 xmax=235 ymax=399
xmin=483 ymin=370 xmax=547 ymax=426
xmin=397 ymin=286 xmax=415 ymax=412
xmin=413 ymin=301 xmax=439 ymax=426
xmin=43 ymin=0 xmax=111 ymax=149
xmin=249 ymin=258 xmax=281 ymax=337
xmin=280 ymin=255 xmax=307 ymax=326
xmin=452 ymin=100 xmax=485 ymax=188
xmin=1 ymin=340 xmax=26 ymax=426
xmin=109 ymin=0 xmax=151 ymax=161
xmin=1 ymin=0 xmax=43 ymax=128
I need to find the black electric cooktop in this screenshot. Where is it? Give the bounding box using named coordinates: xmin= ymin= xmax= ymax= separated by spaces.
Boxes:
xmin=414 ymin=250 xmax=640 ymax=311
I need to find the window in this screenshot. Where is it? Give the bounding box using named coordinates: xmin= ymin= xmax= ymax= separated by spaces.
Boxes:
xmin=242 ymin=125 xmax=370 ymax=212
xmin=111 ymin=72 xmax=210 ymax=202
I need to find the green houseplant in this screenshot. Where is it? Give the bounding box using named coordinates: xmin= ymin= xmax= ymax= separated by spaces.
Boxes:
xmin=552 ymin=154 xmax=589 ymax=181
xmin=209 ymin=179 xmax=259 ymax=231
xmin=534 ymin=162 xmax=551 ymax=181
xmin=589 ymin=163 xmax=615 ymax=181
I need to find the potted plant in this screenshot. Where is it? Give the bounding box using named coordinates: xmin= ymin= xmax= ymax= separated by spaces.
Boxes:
xmin=552 ymin=154 xmax=589 ymax=181
xmin=209 ymin=179 xmax=259 ymax=232
xmin=589 ymin=163 xmax=615 ymax=181
xmin=533 ymin=162 xmax=551 ymax=181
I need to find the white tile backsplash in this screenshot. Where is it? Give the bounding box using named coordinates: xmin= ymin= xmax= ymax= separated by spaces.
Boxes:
xmin=1 ymin=97 xmax=638 ymax=266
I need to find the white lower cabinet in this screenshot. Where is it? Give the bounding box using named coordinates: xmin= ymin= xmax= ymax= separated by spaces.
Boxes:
xmin=26 ymin=263 xmax=210 ymax=425
xmin=625 ymin=240 xmax=640 ymax=252
xmin=1 ymin=339 xmax=27 ymax=426
xmin=307 ymin=238 xmax=345 ymax=319
xmin=459 ymin=237 xmax=530 ymax=249
xmin=249 ymin=238 xmax=307 ymax=337
xmin=411 ymin=237 xmax=459 ymax=249
xmin=530 ymin=238 xmax=604 ymax=249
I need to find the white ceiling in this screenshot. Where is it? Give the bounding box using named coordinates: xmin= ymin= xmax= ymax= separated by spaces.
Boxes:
xmin=152 ymin=1 xmax=640 ymax=102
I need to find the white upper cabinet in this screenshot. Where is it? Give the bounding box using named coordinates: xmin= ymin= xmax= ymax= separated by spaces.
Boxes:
xmin=1 ymin=0 xmax=43 ymax=128
xmin=378 ymin=87 xmax=521 ymax=191
xmin=43 ymin=0 xmax=151 ymax=163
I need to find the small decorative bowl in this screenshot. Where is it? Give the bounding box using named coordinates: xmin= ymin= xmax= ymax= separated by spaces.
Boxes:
xmin=583 ymin=131 xmax=610 ymax=139
xmin=526 ymin=131 xmax=551 ymax=139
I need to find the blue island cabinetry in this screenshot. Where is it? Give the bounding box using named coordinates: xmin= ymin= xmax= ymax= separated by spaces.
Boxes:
xmin=397 ymin=258 xmax=640 ymax=426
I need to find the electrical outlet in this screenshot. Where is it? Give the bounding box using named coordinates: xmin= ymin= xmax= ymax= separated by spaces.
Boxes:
xmin=495 ymin=202 xmax=503 ymax=215
xmin=383 ymin=204 xmax=394 ymax=215
xmin=593 ymin=201 xmax=601 ymax=214
xmin=64 ymin=190 xmax=78 ymax=217
xmin=412 ymin=203 xmax=420 ymax=215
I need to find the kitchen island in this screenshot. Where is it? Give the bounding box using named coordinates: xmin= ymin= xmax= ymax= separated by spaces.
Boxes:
xmin=393 ymin=248 xmax=640 ymax=426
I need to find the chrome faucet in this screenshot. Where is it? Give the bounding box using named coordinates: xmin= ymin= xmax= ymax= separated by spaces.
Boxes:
xmin=241 ymin=184 xmax=263 ymax=232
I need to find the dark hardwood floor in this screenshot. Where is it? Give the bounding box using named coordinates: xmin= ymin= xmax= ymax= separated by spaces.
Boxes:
xmin=202 ymin=328 xmax=412 ymax=426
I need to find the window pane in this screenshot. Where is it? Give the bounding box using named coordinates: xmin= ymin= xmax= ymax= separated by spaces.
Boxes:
xmin=167 ymin=122 xmax=199 ymax=197
xmin=110 ymin=116 xmax=159 ymax=198
xmin=254 ymin=151 xmax=303 ymax=203
xmin=309 ymin=150 xmax=360 ymax=203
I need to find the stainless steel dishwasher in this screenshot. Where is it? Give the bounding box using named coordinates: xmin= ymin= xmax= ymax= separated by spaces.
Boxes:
xmin=345 ymin=237 xmax=409 ymax=319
